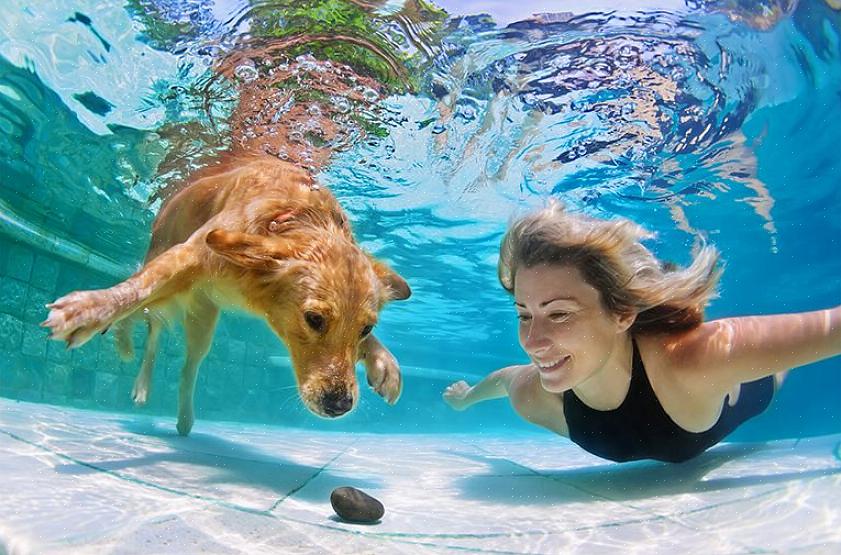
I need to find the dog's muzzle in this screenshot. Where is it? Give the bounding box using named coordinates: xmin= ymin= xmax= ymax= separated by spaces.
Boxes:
xmin=320 ymin=390 xmax=354 ymax=417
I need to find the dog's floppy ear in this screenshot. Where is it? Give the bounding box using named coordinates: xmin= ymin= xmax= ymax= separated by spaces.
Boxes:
xmin=206 ymin=229 xmax=297 ymax=270
xmin=372 ymin=260 xmax=411 ymax=301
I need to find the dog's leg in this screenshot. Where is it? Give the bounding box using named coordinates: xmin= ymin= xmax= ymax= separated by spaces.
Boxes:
xmin=42 ymin=243 xmax=202 ymax=349
xmin=359 ymin=334 xmax=402 ymax=404
xmin=131 ymin=317 xmax=162 ymax=407
xmin=176 ymin=293 xmax=219 ymax=436
xmin=114 ymin=317 xmax=135 ymax=361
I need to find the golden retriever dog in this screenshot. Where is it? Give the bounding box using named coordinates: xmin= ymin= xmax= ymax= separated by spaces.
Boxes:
xmin=41 ymin=154 xmax=410 ymax=435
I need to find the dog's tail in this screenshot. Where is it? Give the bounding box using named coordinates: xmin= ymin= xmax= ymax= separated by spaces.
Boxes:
xmin=114 ymin=318 xmax=135 ymax=361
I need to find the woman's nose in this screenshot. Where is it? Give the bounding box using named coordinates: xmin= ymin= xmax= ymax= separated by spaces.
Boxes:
xmin=522 ymin=318 xmax=551 ymax=354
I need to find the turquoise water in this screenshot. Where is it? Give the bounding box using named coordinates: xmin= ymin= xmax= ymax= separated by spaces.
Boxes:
xmin=0 ymin=0 xmax=839 ymax=441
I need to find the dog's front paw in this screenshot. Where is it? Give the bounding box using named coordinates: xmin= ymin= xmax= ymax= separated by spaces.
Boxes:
xmin=364 ymin=344 xmax=402 ymax=404
xmin=41 ymin=289 xmax=118 ymax=348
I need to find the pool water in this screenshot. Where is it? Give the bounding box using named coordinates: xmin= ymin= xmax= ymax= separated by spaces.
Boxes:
xmin=0 ymin=0 xmax=839 ymax=552
xmin=1 ymin=398 xmax=839 ymax=553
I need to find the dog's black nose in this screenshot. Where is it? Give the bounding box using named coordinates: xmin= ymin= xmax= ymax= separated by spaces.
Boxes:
xmin=321 ymin=392 xmax=354 ymax=417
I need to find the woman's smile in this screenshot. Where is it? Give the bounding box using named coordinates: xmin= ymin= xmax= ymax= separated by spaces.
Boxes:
xmin=534 ymin=354 xmax=571 ymax=375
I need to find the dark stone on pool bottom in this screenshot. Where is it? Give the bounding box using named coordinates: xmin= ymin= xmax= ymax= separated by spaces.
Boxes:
xmin=330 ymin=487 xmax=385 ymax=523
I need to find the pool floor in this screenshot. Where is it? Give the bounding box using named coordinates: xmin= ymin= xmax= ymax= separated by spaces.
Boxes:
xmin=0 ymin=397 xmax=839 ymax=554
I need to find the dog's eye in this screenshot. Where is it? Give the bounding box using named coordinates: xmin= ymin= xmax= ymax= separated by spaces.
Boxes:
xmin=360 ymin=324 xmax=374 ymax=338
xmin=305 ymin=311 xmax=326 ymax=333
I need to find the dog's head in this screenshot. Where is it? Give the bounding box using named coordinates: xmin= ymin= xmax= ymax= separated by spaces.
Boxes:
xmin=205 ymin=224 xmax=410 ymax=418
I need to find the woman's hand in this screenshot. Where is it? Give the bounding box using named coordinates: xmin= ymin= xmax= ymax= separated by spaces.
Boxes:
xmin=443 ymin=380 xmax=472 ymax=411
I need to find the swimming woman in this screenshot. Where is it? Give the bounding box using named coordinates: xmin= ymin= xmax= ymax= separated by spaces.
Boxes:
xmin=443 ymin=202 xmax=841 ymax=463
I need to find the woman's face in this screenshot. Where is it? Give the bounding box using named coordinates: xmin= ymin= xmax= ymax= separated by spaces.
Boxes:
xmin=514 ymin=263 xmax=633 ymax=393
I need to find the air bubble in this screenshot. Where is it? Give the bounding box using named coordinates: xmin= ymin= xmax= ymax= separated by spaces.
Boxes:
xmin=331 ymin=96 xmax=351 ymax=113
xmin=362 ymin=88 xmax=379 ymax=102
xmin=456 ymin=103 xmax=477 ymax=121
xmin=234 ymin=65 xmax=259 ymax=83
xmin=619 ymin=45 xmax=637 ymax=58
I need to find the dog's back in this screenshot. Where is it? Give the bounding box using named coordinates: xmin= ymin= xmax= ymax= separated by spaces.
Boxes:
xmin=147 ymin=156 xmax=334 ymax=261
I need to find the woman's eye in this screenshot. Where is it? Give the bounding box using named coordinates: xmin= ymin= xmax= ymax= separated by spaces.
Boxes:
xmin=517 ymin=314 xmax=532 ymax=323
xmin=549 ymin=312 xmax=570 ymax=321
xmin=360 ymin=324 xmax=374 ymax=338
xmin=305 ymin=311 xmax=326 ymax=332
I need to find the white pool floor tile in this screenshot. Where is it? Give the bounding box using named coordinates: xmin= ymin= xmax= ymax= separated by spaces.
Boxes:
xmin=0 ymin=398 xmax=839 ymax=554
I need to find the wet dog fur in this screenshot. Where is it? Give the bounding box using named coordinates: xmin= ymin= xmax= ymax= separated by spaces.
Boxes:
xmin=41 ymin=155 xmax=410 ymax=435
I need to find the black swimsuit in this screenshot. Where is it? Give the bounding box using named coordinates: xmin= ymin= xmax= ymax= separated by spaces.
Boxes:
xmin=562 ymin=340 xmax=775 ymax=463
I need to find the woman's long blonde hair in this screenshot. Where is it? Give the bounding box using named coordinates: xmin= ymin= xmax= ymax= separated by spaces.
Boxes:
xmin=498 ymin=201 xmax=722 ymax=334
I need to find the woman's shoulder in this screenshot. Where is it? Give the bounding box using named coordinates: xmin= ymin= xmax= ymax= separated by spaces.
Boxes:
xmin=634 ymin=317 xmax=766 ymax=389
xmin=505 ymin=365 xmax=570 ymax=437
xmin=633 ymin=325 xmax=717 ymax=382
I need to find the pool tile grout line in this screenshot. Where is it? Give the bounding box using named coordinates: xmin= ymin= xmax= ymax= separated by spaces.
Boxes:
xmin=267 ymin=443 xmax=353 ymax=512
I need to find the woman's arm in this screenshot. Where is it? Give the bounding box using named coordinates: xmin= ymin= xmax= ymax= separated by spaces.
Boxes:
xmin=443 ymin=365 xmax=526 ymax=411
xmin=671 ymin=305 xmax=841 ymax=393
